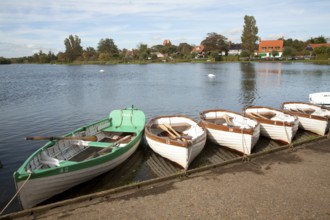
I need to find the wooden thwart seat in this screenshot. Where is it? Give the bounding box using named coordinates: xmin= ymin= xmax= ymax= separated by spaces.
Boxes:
xmin=247 ymin=112 xmax=274 ymax=120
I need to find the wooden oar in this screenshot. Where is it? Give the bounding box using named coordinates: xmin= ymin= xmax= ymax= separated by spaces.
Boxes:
xmin=298 ymin=108 xmax=315 ymax=114
xmin=97 ymin=135 xmax=132 ymax=155
xmin=289 ymin=108 xmax=308 ymax=115
xmin=288 ymin=108 xmax=299 ymax=113
xmin=247 ymin=112 xmax=269 ymax=120
xmin=158 ymin=124 xmax=177 ymax=139
xmin=164 ymin=123 xmax=187 ymax=142
xmin=164 ymin=123 xmax=181 ymax=137
xmin=25 ymin=136 xmax=98 ymax=142
xmin=222 ymin=114 xmax=235 ymax=127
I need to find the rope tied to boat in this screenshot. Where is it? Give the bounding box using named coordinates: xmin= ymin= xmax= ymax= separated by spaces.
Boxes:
xmin=241 ymin=154 xmax=250 ymax=162
xmin=115 ymin=110 xmax=124 ymax=128
xmin=130 ymin=107 xmax=137 ymax=129
xmin=237 ymin=116 xmax=253 ymax=162
xmin=0 ymin=170 xmax=32 ymax=215
xmin=240 ymin=127 xmax=250 ymax=162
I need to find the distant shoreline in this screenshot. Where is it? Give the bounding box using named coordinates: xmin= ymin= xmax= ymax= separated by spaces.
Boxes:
xmin=3 ymin=60 xmax=330 ymax=65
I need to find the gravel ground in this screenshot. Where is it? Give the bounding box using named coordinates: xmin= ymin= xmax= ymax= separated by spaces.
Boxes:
xmin=13 ymin=138 xmax=330 ymax=220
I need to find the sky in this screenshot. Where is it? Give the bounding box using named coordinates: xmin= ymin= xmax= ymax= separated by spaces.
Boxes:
xmin=0 ymin=0 xmax=329 ymax=58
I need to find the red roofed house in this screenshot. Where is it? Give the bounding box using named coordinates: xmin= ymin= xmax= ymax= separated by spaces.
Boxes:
xmin=191 ymin=45 xmax=204 ymax=53
xmin=191 ymin=45 xmax=205 ymax=58
xmin=306 ymin=43 xmax=330 ymax=50
xmin=305 ymin=43 xmax=330 ymax=58
xmin=258 ymin=39 xmax=283 ymax=58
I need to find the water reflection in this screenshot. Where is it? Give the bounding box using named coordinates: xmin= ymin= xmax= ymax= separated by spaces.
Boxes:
xmin=257 ymin=62 xmax=282 ymax=86
xmin=239 ymin=63 xmax=257 ymax=108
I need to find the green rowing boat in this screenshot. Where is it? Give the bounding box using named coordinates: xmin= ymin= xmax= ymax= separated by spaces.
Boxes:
xmin=13 ymin=106 xmax=145 ymax=209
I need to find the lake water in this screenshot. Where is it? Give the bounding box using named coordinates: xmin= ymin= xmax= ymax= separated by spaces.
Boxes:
xmin=1 ymin=62 xmax=330 ymax=213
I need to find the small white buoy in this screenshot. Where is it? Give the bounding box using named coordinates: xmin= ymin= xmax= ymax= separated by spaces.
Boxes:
xmin=99 ymin=69 xmax=104 ymax=73
xmin=208 ymin=74 xmax=215 ymax=78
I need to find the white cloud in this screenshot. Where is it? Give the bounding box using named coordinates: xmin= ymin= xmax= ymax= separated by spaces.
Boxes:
xmin=0 ymin=0 xmax=330 ymax=57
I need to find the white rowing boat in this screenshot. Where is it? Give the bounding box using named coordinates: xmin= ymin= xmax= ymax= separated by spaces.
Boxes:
xmin=145 ymin=115 xmax=207 ymax=170
xmin=282 ymin=102 xmax=330 ymax=135
xmin=244 ymin=106 xmax=299 ymax=144
xmin=200 ymin=109 xmax=260 ymax=155
xmin=309 ymin=92 xmax=330 ymax=106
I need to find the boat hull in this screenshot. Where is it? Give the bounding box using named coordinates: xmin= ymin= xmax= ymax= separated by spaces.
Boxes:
xmin=282 ymin=102 xmax=330 ymax=136
xmin=15 ymin=140 xmax=141 ymax=209
xmin=309 ymin=92 xmax=330 ymax=106
xmin=200 ymin=110 xmax=260 ymax=155
xmin=245 ymin=106 xmax=299 ymax=144
xmin=146 ymin=134 xmax=206 ymax=169
xmin=297 ymin=117 xmax=329 ymax=135
xmin=258 ymin=122 xmax=299 ymax=144
xmin=14 ymin=107 xmax=146 ymax=209
xmin=145 ymin=115 xmax=207 ymax=169
xmin=205 ymin=125 xmax=260 ymax=155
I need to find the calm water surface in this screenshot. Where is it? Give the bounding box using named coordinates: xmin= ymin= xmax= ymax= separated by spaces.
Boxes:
xmin=1 ymin=62 xmax=329 ymax=213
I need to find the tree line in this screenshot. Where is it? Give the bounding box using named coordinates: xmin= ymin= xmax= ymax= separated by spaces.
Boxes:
xmin=1 ymin=15 xmax=329 ymax=64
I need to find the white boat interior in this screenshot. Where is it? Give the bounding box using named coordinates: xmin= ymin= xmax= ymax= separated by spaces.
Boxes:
xmin=245 ymin=108 xmax=296 ymax=123
xmin=283 ymin=103 xmax=330 ymax=117
xmin=202 ymin=111 xmax=258 ymax=129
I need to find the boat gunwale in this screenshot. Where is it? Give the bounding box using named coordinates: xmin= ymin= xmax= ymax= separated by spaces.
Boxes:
xmin=144 ymin=115 xmax=206 ymax=148
xmin=244 ymin=106 xmax=298 ymax=127
xmin=282 ymin=102 xmax=330 ymax=121
xmin=14 ymin=109 xmax=146 ymax=181
xmin=199 ymin=109 xmax=258 ymax=135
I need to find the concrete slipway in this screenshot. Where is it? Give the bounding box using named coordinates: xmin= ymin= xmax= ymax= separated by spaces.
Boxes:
xmin=1 ymin=131 xmax=330 ymax=219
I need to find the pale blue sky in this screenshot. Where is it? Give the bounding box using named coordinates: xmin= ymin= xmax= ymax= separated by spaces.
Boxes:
xmin=0 ymin=0 xmax=329 ymax=58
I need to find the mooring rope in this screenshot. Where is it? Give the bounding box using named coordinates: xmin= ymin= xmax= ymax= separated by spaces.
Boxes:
xmin=130 ymin=107 xmax=137 ymax=128
xmin=241 ymin=128 xmax=250 ymax=162
xmin=0 ymin=170 xmax=32 ymax=215
xmin=115 ymin=110 xmax=124 ymax=128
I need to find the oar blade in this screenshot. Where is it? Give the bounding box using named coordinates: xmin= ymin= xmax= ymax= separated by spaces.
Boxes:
xmin=25 ymin=136 xmax=98 ymax=141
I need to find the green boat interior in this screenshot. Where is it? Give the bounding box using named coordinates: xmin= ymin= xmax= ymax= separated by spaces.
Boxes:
xmin=26 ymin=131 xmax=136 ymax=171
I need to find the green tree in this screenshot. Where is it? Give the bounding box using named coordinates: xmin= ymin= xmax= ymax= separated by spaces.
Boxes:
xmin=98 ymin=53 xmax=110 ymax=62
xmin=240 ymin=50 xmax=250 ymax=57
xmin=308 ymin=36 xmax=327 ymax=44
xmin=282 ymin=47 xmax=293 ymax=58
xmin=314 ymin=46 xmax=328 ymax=54
xmin=64 ymin=35 xmax=83 ymax=62
xmin=137 ymin=43 xmax=149 ymax=60
xmin=150 ymin=45 xmax=163 ymax=52
xmin=47 ymin=51 xmax=57 ymax=63
xmin=201 ymin=32 xmax=228 ymax=53
xmin=0 ymin=57 xmax=11 ymax=64
xmin=314 ymin=46 xmax=329 ymax=60
xmin=160 ymin=44 xmax=177 ymax=56
xmin=97 ymin=38 xmax=119 ymax=59
xmin=83 ymin=47 xmax=97 ymax=61
xmin=241 ymin=15 xmax=258 ymax=59
xmin=177 ymin=43 xmax=193 ymax=58
xmin=209 ymin=51 xmax=221 ymax=61
xmin=283 ymin=38 xmax=305 ymax=54
xmin=57 ymin=52 xmax=66 ymax=62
